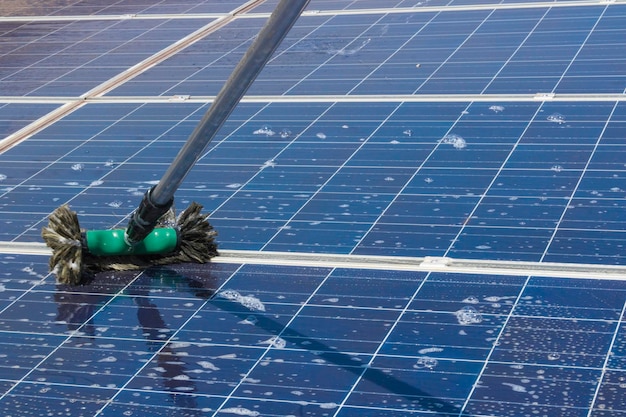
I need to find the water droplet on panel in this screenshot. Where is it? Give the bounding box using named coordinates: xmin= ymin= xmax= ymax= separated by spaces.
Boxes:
xmin=441 ymin=133 xmax=467 ymax=149
xmin=253 ymin=125 xmax=275 ymax=136
xmin=547 ymin=113 xmax=566 ymax=124
xmin=413 ymin=356 xmax=438 ymax=369
xmin=259 ymin=160 xmax=276 ymax=170
xmin=503 ymin=382 xmax=527 ymax=393
xmin=259 ymin=336 xmax=286 ymax=349
xmin=455 ymin=306 xmax=483 ymax=325
xmin=239 ymin=315 xmax=258 ymax=325
xmin=418 ymin=347 xmax=443 ymax=355
xmin=219 ymin=407 xmax=260 ymax=416
xmin=197 ymin=361 xmax=220 ymax=371
xmin=217 ymin=290 xmax=265 ymax=311
xmin=462 ymin=296 xmax=480 ymax=304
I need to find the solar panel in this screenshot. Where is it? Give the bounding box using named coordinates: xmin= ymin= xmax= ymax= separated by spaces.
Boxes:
xmin=1 ymin=0 xmax=626 ymax=416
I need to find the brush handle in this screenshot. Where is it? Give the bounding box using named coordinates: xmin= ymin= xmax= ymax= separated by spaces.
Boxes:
xmin=153 ymin=0 xmax=310 ymax=205
xmin=126 ymin=0 xmax=310 ymax=244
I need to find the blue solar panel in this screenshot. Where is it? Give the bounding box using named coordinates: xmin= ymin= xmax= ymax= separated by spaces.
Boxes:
xmin=1 ymin=0 xmax=626 ymax=416
xmin=106 ymin=6 xmax=626 ymax=97
xmin=0 ymin=18 xmax=215 ymax=96
xmin=1 ymin=255 xmax=625 ymax=416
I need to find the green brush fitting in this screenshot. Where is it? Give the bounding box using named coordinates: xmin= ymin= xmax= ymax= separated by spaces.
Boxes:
xmin=84 ymin=228 xmax=179 ymax=257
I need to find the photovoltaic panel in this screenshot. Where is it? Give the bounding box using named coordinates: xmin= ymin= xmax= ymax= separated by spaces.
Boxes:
xmin=0 ymin=0 xmax=626 ymax=416
xmin=107 ymin=5 xmax=626 ymax=97
xmin=1 ymin=0 xmax=252 ymax=17
xmin=0 ymin=254 xmax=625 ymax=416
xmin=0 ymin=18 xmax=215 ymax=96
xmin=5 ymin=98 xmax=626 ymax=264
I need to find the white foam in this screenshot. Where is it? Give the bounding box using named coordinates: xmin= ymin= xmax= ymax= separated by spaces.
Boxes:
xmin=259 ymin=336 xmax=286 ymax=349
xmin=197 ymin=361 xmax=220 ymax=371
xmin=413 ymin=356 xmax=438 ymax=370
xmin=253 ymin=126 xmax=275 ymax=136
xmin=259 ymin=160 xmax=276 ymax=170
xmin=217 ymin=290 xmax=266 ymax=312
xmin=441 ymin=133 xmax=467 ymax=149
xmin=219 ymin=407 xmax=259 ymax=416
xmin=418 ymin=347 xmax=443 ymax=355
xmin=503 ymin=382 xmax=527 ymax=393
xmin=547 ymin=113 xmax=566 ymax=124
xmin=455 ymin=306 xmax=483 ymax=325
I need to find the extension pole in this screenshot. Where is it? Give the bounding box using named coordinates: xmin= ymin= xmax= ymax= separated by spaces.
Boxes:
xmin=125 ymin=0 xmax=310 ymax=244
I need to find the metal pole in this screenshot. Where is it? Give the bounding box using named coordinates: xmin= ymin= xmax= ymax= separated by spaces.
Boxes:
xmin=125 ymin=0 xmax=310 ymax=244
xmin=152 ymin=0 xmax=310 ymax=206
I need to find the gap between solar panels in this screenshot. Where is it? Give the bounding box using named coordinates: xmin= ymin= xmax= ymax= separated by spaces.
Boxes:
xmin=3 ymin=92 xmax=620 ymax=104
xmin=2 ymin=241 xmax=626 ymax=281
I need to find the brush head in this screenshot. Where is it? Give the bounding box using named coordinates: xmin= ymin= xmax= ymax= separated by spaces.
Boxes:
xmin=42 ymin=202 xmax=218 ymax=285
xmin=41 ymin=205 xmax=83 ymax=285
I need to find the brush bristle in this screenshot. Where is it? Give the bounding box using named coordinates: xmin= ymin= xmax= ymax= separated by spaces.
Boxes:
xmin=41 ymin=205 xmax=84 ymax=285
xmin=42 ymin=202 xmax=219 ymax=285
